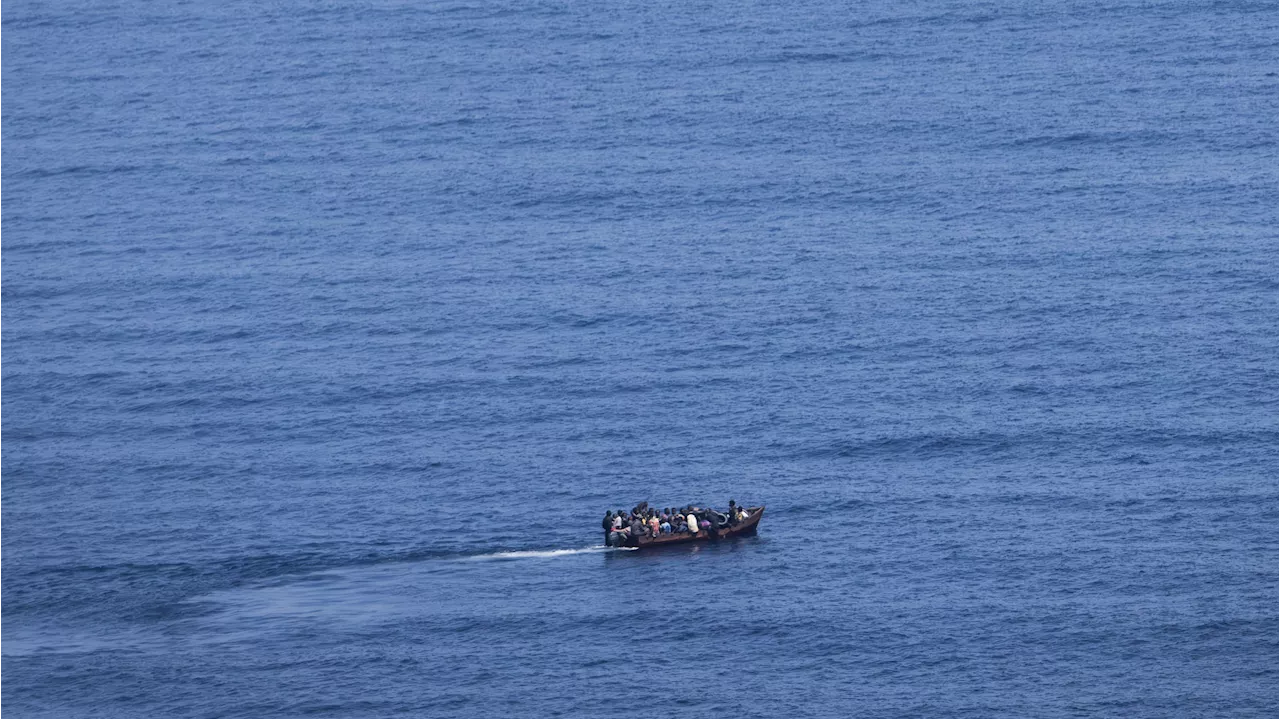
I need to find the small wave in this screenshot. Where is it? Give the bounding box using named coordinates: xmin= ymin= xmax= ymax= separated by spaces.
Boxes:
xmin=462 ymin=545 xmax=635 ymax=561
xmin=13 ymin=163 xmax=158 ymax=179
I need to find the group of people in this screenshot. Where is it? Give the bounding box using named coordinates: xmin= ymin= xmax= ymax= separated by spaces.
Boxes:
xmin=602 ymin=500 xmax=751 ymax=546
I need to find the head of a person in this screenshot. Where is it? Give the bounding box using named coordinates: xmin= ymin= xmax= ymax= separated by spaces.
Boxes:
xmin=729 ymin=500 xmax=735 ymax=507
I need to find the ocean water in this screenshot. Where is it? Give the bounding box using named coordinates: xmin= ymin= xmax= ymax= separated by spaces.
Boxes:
xmin=3 ymin=0 xmax=1277 ymax=716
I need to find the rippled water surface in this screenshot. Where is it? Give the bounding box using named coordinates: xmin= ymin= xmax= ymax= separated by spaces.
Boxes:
xmin=4 ymin=0 xmax=1277 ymax=716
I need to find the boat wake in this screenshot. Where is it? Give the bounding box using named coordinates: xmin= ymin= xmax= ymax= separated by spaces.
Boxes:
xmin=179 ymin=543 xmax=641 ymax=637
xmin=462 ymin=545 xmax=636 ymax=561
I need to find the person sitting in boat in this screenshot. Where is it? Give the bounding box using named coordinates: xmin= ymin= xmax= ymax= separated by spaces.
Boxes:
xmin=613 ymin=512 xmax=629 ymax=544
xmin=607 ymin=519 xmax=629 ymax=547
xmin=647 ymin=514 xmax=660 ymax=538
xmin=685 ymin=510 xmax=699 ymax=535
xmin=726 ymin=500 xmax=739 ymax=526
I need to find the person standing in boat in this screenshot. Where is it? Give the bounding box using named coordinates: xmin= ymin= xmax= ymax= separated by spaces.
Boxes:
xmin=602 ymin=511 xmax=614 ymax=544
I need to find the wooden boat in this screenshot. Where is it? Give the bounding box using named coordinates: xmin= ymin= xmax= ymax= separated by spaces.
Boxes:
xmin=623 ymin=506 xmax=764 ymax=549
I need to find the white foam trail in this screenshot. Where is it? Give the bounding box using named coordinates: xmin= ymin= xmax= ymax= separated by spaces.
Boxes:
xmin=463 ymin=545 xmax=636 ymax=561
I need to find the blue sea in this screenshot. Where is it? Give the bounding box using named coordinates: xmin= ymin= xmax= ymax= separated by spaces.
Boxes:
xmin=3 ymin=0 xmax=1277 ymax=716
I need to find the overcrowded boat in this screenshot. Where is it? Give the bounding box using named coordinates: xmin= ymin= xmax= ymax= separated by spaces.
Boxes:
xmin=602 ymin=501 xmax=764 ymax=548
